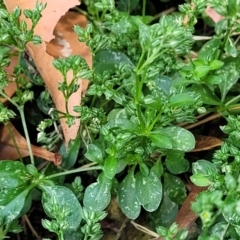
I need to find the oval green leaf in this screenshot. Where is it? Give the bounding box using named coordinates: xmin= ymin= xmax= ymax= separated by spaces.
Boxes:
xmin=148 ymin=132 xmax=173 ymax=149
xmin=41 ymin=185 xmax=82 ymax=231
xmin=164 ymin=173 xmax=186 ymax=205
xmin=169 ymin=93 xmax=195 ymax=107
xmin=104 ymin=156 xmax=117 ymax=179
xmin=118 ymin=167 xmax=141 ymax=219
xmin=135 ymin=171 xmax=162 ymax=212
xmin=94 ymin=49 xmax=134 ymax=74
xmin=85 ymin=144 xmax=103 ymax=164
xmin=157 ymin=126 xmax=195 ymax=152
xmin=83 ymin=172 xmax=112 ymax=211
xmin=0 ymin=186 xmax=31 ymax=224
xmin=0 ymin=160 xmax=29 ymax=189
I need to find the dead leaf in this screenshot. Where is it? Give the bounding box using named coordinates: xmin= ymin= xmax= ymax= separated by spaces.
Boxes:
xmin=205 ymin=6 xmax=224 ymax=23
xmin=3 ymin=0 xmax=92 ymax=145
xmin=0 ymin=122 xmax=61 ymax=165
xmin=191 ymin=135 xmax=222 ymax=152
xmin=174 ymin=184 xmax=207 ymax=231
xmin=46 ymin=11 xmax=91 ymax=94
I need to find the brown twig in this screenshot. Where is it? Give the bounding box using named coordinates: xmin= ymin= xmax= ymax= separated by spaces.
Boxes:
xmin=23 ymin=215 xmax=41 ymax=239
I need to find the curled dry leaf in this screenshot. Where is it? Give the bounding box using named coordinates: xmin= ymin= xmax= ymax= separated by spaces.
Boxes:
xmin=3 ymin=0 xmax=92 ymax=145
xmin=0 ymin=122 xmax=61 ymax=165
xmin=191 ymin=135 xmax=222 ymax=152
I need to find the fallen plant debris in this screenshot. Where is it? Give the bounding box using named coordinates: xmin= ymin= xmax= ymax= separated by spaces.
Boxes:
xmin=1 ymin=0 xmax=240 ymax=240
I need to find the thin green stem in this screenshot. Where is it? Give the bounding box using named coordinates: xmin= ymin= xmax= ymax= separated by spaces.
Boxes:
xmin=46 ymin=166 xmax=102 ymax=179
xmin=18 ymin=106 xmax=34 ymax=165
xmin=134 ymin=51 xmax=148 ymax=130
xmin=220 ymin=222 xmax=230 ymax=240
xmin=16 ymin=51 xmax=23 ymax=90
xmin=147 ymin=108 xmax=163 ymax=132
xmin=142 ymin=0 xmax=146 ymax=17
xmin=218 ymin=18 xmax=231 ymax=60
xmin=0 ymin=91 xmax=19 ymax=108
xmin=5 ymin=122 xmax=23 ymax=162
xmin=225 ymin=95 xmax=240 ymax=106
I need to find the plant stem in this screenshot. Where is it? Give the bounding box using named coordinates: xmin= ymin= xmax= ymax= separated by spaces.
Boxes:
xmin=0 ymin=91 xmax=19 ymax=109
xmin=46 ymin=166 xmax=102 ymax=179
xmin=225 ymin=95 xmax=240 ymax=106
xmin=18 ymin=106 xmax=35 ymax=165
xmin=142 ymin=0 xmax=146 ymax=17
xmin=220 ymin=222 xmax=230 ymax=240
xmin=218 ymin=18 xmax=231 ymax=60
xmin=147 ymin=108 xmax=163 ymax=132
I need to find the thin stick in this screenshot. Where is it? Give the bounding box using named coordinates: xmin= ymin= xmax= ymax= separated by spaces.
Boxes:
xmin=184 ymin=113 xmax=221 ymax=130
xmin=115 ymin=218 xmax=129 ymax=240
xmin=23 ymin=215 xmax=41 ymax=239
xmin=131 ymin=221 xmax=160 ymax=238
xmin=153 ymin=7 xmax=176 ymax=21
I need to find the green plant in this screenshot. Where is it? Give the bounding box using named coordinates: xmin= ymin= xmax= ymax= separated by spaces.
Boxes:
xmin=1 ymin=0 xmax=240 ymax=239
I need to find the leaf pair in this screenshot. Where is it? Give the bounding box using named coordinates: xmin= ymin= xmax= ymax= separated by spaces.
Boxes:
xmin=118 ymin=166 xmax=162 ymax=219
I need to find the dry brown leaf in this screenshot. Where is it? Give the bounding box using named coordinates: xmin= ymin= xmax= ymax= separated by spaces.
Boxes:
xmin=46 ymin=11 xmax=91 ymax=94
xmin=3 ymin=0 xmax=92 ymax=145
xmin=191 ymin=135 xmax=222 ymax=152
xmin=174 ymin=184 xmax=206 ymax=231
xmin=205 ymin=6 xmax=224 ymax=23
xmin=0 ymin=122 xmax=61 ymax=165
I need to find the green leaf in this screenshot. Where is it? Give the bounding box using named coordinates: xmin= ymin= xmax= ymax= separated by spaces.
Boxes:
xmin=228 ymin=0 xmax=238 ymax=16
xmin=106 ymin=118 xmax=138 ymax=131
xmin=137 ymin=20 xmax=151 ymax=49
xmin=198 ymin=38 xmax=221 ymax=62
xmin=0 ymin=186 xmax=31 ymax=224
xmin=147 ymin=190 xmax=178 ymax=229
xmin=135 ymin=171 xmax=162 ymax=212
xmin=94 ymin=49 xmax=134 ymax=74
xmin=222 ymin=193 xmax=238 ymax=223
xmin=151 ymin=159 xmax=163 ymax=178
xmin=165 ymin=151 xmax=189 ymax=174
xmin=156 ymin=126 xmax=195 ymax=152
xmin=59 ymin=134 xmax=81 ymax=169
xmin=152 ymin=75 xmax=172 ymax=97
xmin=41 ymin=185 xmax=82 ymax=231
xmin=217 ymin=57 xmax=240 ymax=102
xmin=164 ymin=173 xmax=186 ymax=205
xmin=169 ymin=93 xmax=195 ymax=107
xmin=139 ymin=162 xmax=149 ymax=176
xmin=148 ymin=132 xmax=173 ymax=149
xmin=225 ymin=38 xmax=238 ymax=57
xmin=192 ymin=84 xmax=221 ymax=105
xmin=110 ymin=16 xmax=138 ymax=34
xmin=194 ymin=65 xmax=211 ymax=78
xmin=118 ymin=167 xmax=141 ymax=219
xmin=104 ymin=156 xmax=117 ymax=179
xmin=191 ymin=160 xmax=217 ymax=186
xmin=210 ymin=222 xmax=232 ymax=238
xmin=204 ymin=75 xmax=222 ymax=85
xmin=190 ymin=174 xmax=212 ymax=187
xmin=209 ymin=60 xmax=224 ymax=70
xmin=85 ymin=144 xmax=104 ymax=164
xmin=192 ymin=159 xmax=218 ymax=175
xmin=107 ymin=108 xmax=127 ymax=121
xmin=0 ymin=160 xmax=29 ymax=189
xmin=83 ymin=172 xmax=112 ymax=211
